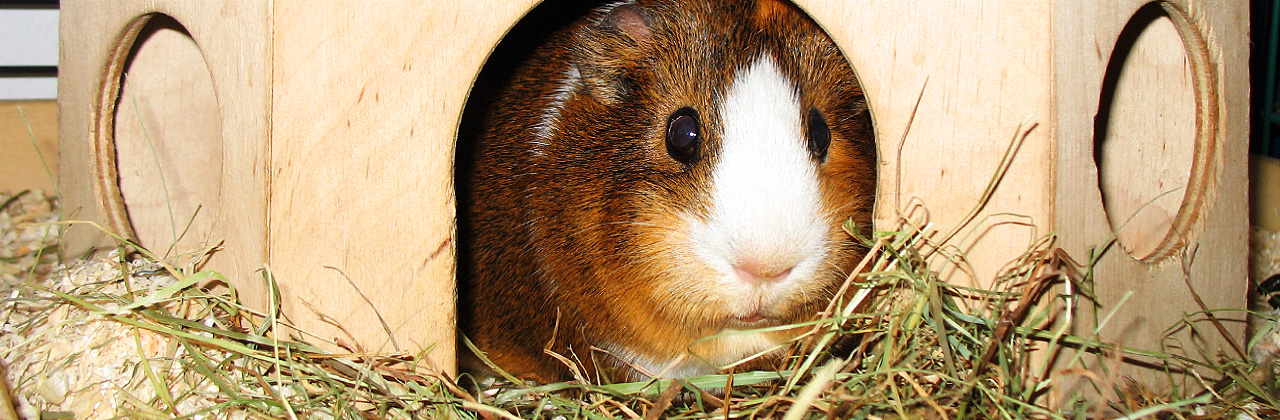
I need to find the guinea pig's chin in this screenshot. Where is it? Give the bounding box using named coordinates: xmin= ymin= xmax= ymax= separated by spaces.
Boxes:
xmin=722 ymin=313 xmax=784 ymax=330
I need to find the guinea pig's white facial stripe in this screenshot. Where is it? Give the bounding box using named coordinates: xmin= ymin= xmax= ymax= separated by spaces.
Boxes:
xmin=691 ymin=55 xmax=829 ymax=292
xmin=531 ymin=66 xmax=581 ymax=155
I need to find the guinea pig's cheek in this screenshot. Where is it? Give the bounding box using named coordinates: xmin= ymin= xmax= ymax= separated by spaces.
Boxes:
xmin=630 ymin=213 xmax=728 ymax=321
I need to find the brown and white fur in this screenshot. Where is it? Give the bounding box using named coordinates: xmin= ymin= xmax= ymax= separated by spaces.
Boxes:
xmin=458 ymin=0 xmax=877 ymax=382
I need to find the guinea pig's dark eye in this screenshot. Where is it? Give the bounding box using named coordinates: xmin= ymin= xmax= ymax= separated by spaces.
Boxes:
xmin=807 ymin=107 xmax=831 ymax=161
xmin=666 ymin=107 xmax=701 ymax=165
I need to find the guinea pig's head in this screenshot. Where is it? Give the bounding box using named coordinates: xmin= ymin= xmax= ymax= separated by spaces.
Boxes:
xmin=537 ymin=0 xmax=876 ymax=376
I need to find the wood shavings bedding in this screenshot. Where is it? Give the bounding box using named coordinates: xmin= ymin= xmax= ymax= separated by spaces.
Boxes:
xmin=0 ymin=192 xmax=234 ymax=420
xmin=5 ymin=258 xmax=204 ymax=419
xmin=1 ymin=191 xmax=58 ymax=289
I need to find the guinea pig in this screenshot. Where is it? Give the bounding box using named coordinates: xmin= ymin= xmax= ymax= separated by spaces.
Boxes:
xmin=457 ymin=0 xmax=877 ymax=382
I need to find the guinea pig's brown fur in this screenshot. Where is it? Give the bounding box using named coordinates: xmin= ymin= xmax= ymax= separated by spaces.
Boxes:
xmin=458 ymin=0 xmax=876 ymax=382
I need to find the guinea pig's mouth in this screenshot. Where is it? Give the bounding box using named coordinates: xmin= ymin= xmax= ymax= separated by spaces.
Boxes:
xmin=725 ymin=311 xmax=782 ymax=329
xmin=720 ymin=295 xmax=793 ymax=328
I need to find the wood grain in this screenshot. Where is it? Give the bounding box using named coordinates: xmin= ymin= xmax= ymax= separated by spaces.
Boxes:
xmin=266 ymin=0 xmax=540 ymax=371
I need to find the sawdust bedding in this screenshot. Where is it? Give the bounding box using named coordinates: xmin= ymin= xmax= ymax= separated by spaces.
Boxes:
xmin=1 ymin=191 xmax=237 ymax=419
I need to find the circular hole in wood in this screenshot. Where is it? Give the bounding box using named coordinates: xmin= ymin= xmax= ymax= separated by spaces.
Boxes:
xmin=97 ymin=14 xmax=224 ymax=260
xmin=1094 ymin=2 xmax=1219 ymax=262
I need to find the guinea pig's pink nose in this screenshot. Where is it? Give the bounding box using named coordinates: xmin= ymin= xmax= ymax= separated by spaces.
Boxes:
xmin=733 ymin=260 xmax=795 ymax=284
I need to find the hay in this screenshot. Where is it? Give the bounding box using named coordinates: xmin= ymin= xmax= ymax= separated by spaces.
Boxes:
xmin=2 ymin=188 xmax=1278 ymax=419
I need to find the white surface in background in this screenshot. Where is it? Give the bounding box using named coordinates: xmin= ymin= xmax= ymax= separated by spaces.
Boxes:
xmin=0 ymin=9 xmax=59 ymax=99
xmin=0 ymin=77 xmax=56 ymax=100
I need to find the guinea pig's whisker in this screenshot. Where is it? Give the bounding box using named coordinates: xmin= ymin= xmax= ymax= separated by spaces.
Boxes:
xmin=826 ymin=200 xmax=872 ymax=219
xmin=596 ymin=250 xmax=664 ymax=268
xmin=566 ymin=219 xmax=686 ymax=238
xmin=588 ymin=251 xmax=698 ymax=286
xmin=819 ymin=252 xmax=852 ymax=274
xmin=612 ymin=256 xmax=691 ymax=279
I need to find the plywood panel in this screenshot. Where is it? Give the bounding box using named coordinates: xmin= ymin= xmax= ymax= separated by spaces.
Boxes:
xmin=799 ymin=1 xmax=1055 ymax=287
xmin=1052 ymin=0 xmax=1249 ymax=398
xmin=0 ymin=100 xmax=57 ymax=193
xmin=269 ymin=0 xmax=540 ymax=372
xmin=59 ymin=1 xmax=270 ymax=306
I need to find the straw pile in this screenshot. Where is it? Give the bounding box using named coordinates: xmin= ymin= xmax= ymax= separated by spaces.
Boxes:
xmin=2 ymin=188 xmax=1278 ymax=419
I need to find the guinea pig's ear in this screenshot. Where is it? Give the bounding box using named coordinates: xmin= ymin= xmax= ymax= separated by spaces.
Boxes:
xmin=753 ymin=0 xmax=803 ymax=25
xmin=601 ymin=4 xmax=653 ymax=45
xmin=573 ymin=4 xmax=654 ymax=104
